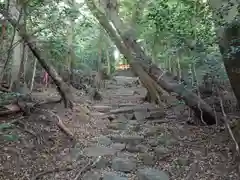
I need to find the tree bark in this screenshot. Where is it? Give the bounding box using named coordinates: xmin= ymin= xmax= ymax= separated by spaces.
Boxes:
xmin=9 ymin=0 xmax=23 ymax=90
xmin=86 ymin=0 xmax=216 ymax=125
xmin=1 ymin=10 xmax=74 ymax=108
xmin=65 ymin=0 xmax=75 ymax=84
xmin=208 ymin=0 xmax=240 ymax=107
xmin=30 ymin=58 xmax=37 ymax=91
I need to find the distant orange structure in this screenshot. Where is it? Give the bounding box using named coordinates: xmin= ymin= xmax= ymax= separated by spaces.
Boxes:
xmin=116 ymin=64 xmax=130 ymax=70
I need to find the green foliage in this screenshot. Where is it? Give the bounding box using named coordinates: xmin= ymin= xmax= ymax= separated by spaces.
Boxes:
xmin=0 ymin=92 xmax=20 ymax=105
xmin=2 ymin=134 xmax=19 ymax=141
xmin=2 ymin=0 xmax=227 ymax=80
xmin=0 ymin=123 xmax=13 ymax=131
xmin=0 ymin=123 xmax=18 ymax=142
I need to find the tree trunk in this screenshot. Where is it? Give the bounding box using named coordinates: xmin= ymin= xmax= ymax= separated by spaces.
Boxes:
xmin=97 ymin=28 xmax=104 ymax=71
xmin=30 ymin=58 xmax=37 ymax=91
xmin=208 ymin=0 xmax=240 ymax=107
xmin=86 ymin=0 xmax=216 ymax=125
xmin=10 ymin=0 xmax=23 ymax=90
xmin=65 ymin=0 xmax=75 ymax=84
xmin=106 ymin=49 xmax=111 ymax=75
xmin=1 ymin=10 xmax=74 ymax=108
xmin=17 ymin=2 xmax=28 ymax=84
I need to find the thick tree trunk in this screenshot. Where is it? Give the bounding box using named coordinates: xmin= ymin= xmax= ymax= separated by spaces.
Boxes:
xmin=1 ymin=10 xmax=74 ymax=108
xmin=65 ymin=0 xmax=75 ymax=84
xmin=208 ymin=0 xmax=240 ymax=107
xmin=218 ymin=22 xmax=240 ymax=106
xmin=10 ymin=0 xmax=23 ymax=90
xmin=86 ymin=0 xmax=216 ymax=125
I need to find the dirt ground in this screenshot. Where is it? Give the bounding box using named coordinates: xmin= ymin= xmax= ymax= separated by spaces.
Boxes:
xmin=0 ymin=76 xmax=239 ymax=180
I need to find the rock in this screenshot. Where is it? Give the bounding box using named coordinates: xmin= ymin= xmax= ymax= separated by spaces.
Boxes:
xmin=176 ymin=157 xmax=189 ymax=166
xmin=157 ymin=135 xmax=177 ymax=146
xmin=138 ymin=152 xmax=155 ymax=166
xmin=117 ymin=152 xmax=137 ymax=159
xmin=125 ymin=144 xmax=140 ymax=153
xmin=117 ymin=114 xmax=129 ymax=122
xmin=107 ymin=122 xmax=127 ymax=130
xmin=103 ymin=172 xmax=128 ymax=180
xmin=110 ymin=135 xmax=144 ymax=145
xmin=69 ymin=148 xmax=84 ymax=161
xmin=89 ymin=88 xmax=102 ymax=101
xmin=116 ymin=89 xmax=136 ymax=96
xmin=83 ymin=171 xmax=101 ymax=180
xmin=134 ymin=110 xmax=149 ymax=121
xmin=148 ymin=138 xmax=158 ymax=147
xmin=146 ymin=110 xmax=166 ymax=120
xmin=137 ymin=168 xmax=169 ymax=180
xmin=144 ymin=126 xmax=164 ymax=137
xmin=124 ymin=113 xmax=135 ymax=120
xmin=154 ymin=146 xmax=169 ymax=157
xmin=111 ymin=143 xmax=126 ymax=151
xmin=95 ymin=157 xmax=110 ymax=169
xmin=84 ymin=146 xmax=117 ymax=157
xmin=128 ymin=121 xmax=141 ymax=132
xmin=92 ymin=105 xmax=112 ymax=112
xmin=112 ymin=157 xmax=136 ymax=172
xmin=128 ymin=120 xmax=141 ymax=125
xmin=97 ymin=136 xmax=112 ymax=146
xmin=126 ymin=144 xmax=148 ymax=153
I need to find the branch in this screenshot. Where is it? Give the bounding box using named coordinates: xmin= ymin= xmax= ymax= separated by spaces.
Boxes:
xmin=0 ymin=9 xmax=74 ymax=108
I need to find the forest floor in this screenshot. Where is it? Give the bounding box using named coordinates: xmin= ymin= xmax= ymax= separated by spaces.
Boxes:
xmin=0 ymin=74 xmax=240 ymax=180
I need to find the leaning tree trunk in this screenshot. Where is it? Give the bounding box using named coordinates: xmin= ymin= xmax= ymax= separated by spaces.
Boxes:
xmin=86 ymin=0 xmax=216 ymax=125
xmin=208 ymin=0 xmax=240 ymax=107
xmin=1 ymin=10 xmax=74 ymax=108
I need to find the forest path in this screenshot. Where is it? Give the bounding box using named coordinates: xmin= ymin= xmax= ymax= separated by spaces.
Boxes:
xmin=0 ymin=75 xmax=238 ymax=180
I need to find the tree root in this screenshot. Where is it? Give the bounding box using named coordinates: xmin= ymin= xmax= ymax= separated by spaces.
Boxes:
xmin=0 ymin=98 xmax=75 ymax=140
xmin=219 ymin=96 xmax=240 ymax=156
xmin=32 ymin=166 xmax=74 ymax=180
xmin=107 ymin=106 xmax=160 ymax=115
xmin=0 ymin=98 xmax=62 ymax=116
xmin=0 ymin=86 xmax=10 ymax=92
xmin=73 ymin=156 xmax=102 ymax=180
xmin=39 ymin=109 xmax=75 ymax=140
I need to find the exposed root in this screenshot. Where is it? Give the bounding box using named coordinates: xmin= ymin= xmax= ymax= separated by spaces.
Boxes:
xmin=0 ymin=104 xmax=21 ymax=116
xmin=1 ymin=98 xmax=75 ymax=140
xmin=0 ymin=98 xmax=62 ymax=116
xmin=107 ymin=106 xmax=161 ymax=115
xmin=0 ymin=86 xmax=10 ymax=92
xmin=38 ymin=109 xmax=75 ymax=140
xmin=219 ymin=96 xmax=240 ymax=156
xmin=73 ymin=156 xmax=102 ymax=180
xmin=14 ymin=120 xmax=37 ymax=137
xmin=32 ymin=166 xmax=73 ymax=180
